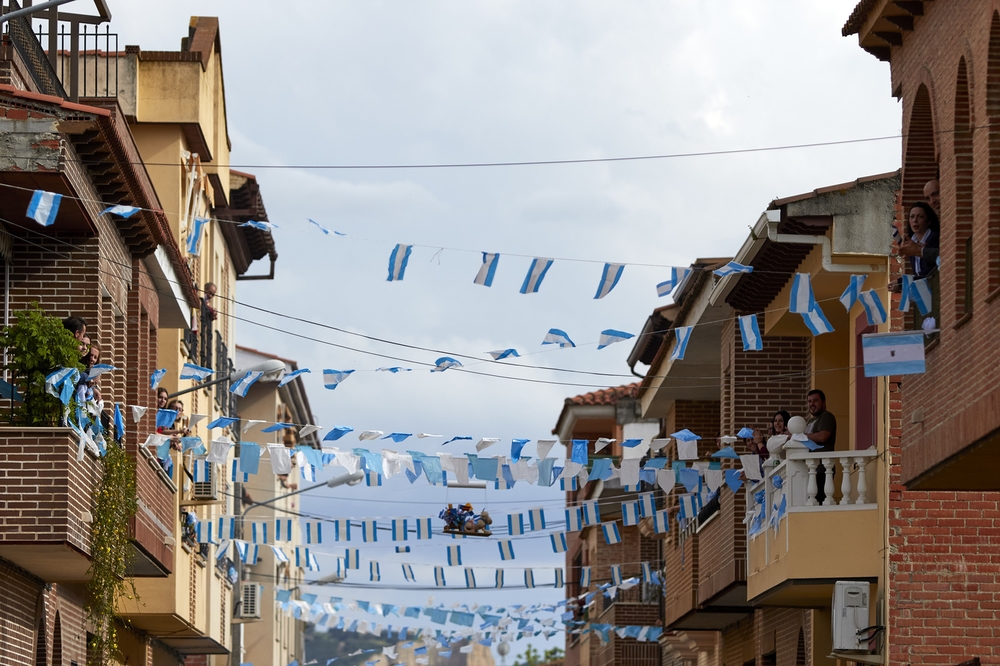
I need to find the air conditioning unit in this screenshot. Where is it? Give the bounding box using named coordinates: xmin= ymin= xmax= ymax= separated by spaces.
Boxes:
xmin=192 ymin=463 xmax=219 ymax=501
xmin=832 ymin=581 xmax=870 ymax=651
xmin=239 ymin=583 xmax=261 ymax=620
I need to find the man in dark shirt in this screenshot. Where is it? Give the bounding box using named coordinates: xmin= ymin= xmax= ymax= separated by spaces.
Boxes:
xmin=805 ymin=389 xmax=837 ymax=503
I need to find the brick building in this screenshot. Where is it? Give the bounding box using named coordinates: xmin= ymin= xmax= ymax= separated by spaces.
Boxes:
xmin=845 ymin=0 xmax=1000 ymax=662
xmin=553 ymin=383 xmax=663 ymax=666
xmin=0 ymin=4 xmax=199 ymax=664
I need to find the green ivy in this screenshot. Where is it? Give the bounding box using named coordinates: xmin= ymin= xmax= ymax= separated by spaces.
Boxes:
xmin=0 ymin=303 xmax=82 ymax=426
xmin=86 ymin=439 xmax=138 ymax=665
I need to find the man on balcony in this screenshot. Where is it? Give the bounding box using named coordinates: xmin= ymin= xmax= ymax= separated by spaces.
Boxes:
xmin=805 ymin=389 xmax=836 ymax=503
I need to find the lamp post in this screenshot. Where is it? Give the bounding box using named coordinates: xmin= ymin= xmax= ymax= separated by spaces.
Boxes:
xmin=231 ymin=471 xmax=364 ymax=666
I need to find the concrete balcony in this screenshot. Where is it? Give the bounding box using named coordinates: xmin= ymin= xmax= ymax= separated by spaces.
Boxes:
xmin=747 ymin=449 xmax=881 ymax=606
xmin=0 ymin=428 xmax=100 ymax=582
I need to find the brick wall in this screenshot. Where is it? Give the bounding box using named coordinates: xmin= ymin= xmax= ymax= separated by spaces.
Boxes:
xmin=0 ymin=429 xmax=100 ymax=561
xmin=871 ymin=2 xmax=1000 ymax=663
xmin=754 ymin=608 xmax=810 ymax=666
xmin=697 ymin=484 xmax=746 ymax=606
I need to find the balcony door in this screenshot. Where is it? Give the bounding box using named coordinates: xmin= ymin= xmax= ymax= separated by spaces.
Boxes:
xmin=855 ymin=314 xmax=877 ymax=450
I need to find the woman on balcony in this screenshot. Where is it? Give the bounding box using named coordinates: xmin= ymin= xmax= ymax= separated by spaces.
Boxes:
xmin=897 ymin=201 xmax=939 ymax=279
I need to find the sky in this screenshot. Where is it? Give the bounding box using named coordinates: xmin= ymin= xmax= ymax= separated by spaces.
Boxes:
xmin=102 ymin=0 xmax=900 ymax=661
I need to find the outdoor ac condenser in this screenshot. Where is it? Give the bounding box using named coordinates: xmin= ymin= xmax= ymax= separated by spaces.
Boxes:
xmin=192 ymin=463 xmax=219 ymax=501
xmin=832 ymin=581 xmax=869 ymax=651
xmin=239 ymin=583 xmax=261 ymax=620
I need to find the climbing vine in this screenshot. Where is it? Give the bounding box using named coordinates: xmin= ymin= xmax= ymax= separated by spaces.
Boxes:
xmin=86 ymin=440 xmax=138 ymax=665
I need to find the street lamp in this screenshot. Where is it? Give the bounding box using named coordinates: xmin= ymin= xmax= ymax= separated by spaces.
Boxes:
xmin=168 ymin=359 xmax=286 ymax=399
xmin=231 ymin=471 xmax=364 ymax=666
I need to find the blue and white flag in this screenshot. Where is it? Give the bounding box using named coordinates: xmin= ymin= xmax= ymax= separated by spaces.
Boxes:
xmin=597 ymin=329 xmax=634 ymax=350
xmin=180 ymin=363 xmax=213 ymax=381
xmin=581 ymin=501 xmax=600 ymax=526
xmin=670 ymin=326 xmax=692 ymax=361
xmin=580 ymin=566 xmax=591 ymax=588
xmin=859 ymin=290 xmax=888 ymax=326
xmin=789 ymin=273 xmax=816 ymax=314
xmin=155 ymin=409 xmax=178 ymax=429
xmin=206 ymin=416 xmax=238 ymax=430
xmin=656 ymin=267 xmax=691 ymax=297
xmin=275 ymin=546 xmax=292 ymax=565
xmin=186 ymin=216 xmax=208 ymax=256
xmin=370 ymin=561 xmax=381 ymax=582
xmin=383 ymin=433 xmax=412 ymax=443
xmin=621 ymin=501 xmax=640 ymax=526
xmin=528 ymin=508 xmax=546 ymax=531
xmin=432 ymin=357 xmax=463 ymax=372
xmin=465 ymin=568 xmax=477 ymax=588
xmin=241 ymin=219 xmax=277 ymax=232
xmin=305 ymin=521 xmax=322 ymax=544
xmin=275 ymin=519 xmax=293 ymax=542
xmin=738 ymin=314 xmax=762 ymax=351
xmin=101 ymin=204 xmax=141 ymax=218
xmin=113 ymin=403 xmax=125 ymax=440
xmin=218 ymin=517 xmax=235 ymax=540
xmin=475 ymin=252 xmax=500 ymax=287
xmin=307 ymin=218 xmax=331 ymax=235
xmin=498 ymin=539 xmax=515 ymax=561
xmin=507 ymin=513 xmax=524 ymax=536
xmin=26 ymin=190 xmax=62 ymax=227
xmin=447 ymin=545 xmax=462 ymax=566
xmin=487 ymin=348 xmax=519 ymax=361
xmin=910 ymin=278 xmax=933 ymax=316
xmin=392 ymin=518 xmax=408 ymax=541
xmin=250 ymin=521 xmax=268 ymax=544
xmin=333 ymin=519 xmax=351 ymax=542
xmin=402 ymin=564 xmax=415 ymax=582
xmin=641 ymin=561 xmax=654 ymax=584
xmin=416 ymin=517 xmax=433 ymax=540
xmin=524 ymin=569 xmax=535 ymax=589
xmin=653 ymin=510 xmax=670 ymax=534
xmin=279 ymin=368 xmax=310 ymax=387
xmin=365 ymin=470 xmax=383 ymax=486
xmin=602 ymin=522 xmax=621 ymax=545
xmin=840 ymin=275 xmax=867 ymax=311
xmin=565 ymin=507 xmax=582 ymax=532
xmin=376 ymin=366 xmax=411 ymax=373
xmin=434 ymin=566 xmax=446 ymax=587
xmin=679 ymin=494 xmax=699 ymax=520
xmin=150 ymin=368 xmax=167 ymax=390
xmin=713 ymin=261 xmax=753 ymax=277
xmin=361 ymin=519 xmax=378 ymax=543
xmin=898 ymin=275 xmax=913 ymax=312
xmin=862 ymin=331 xmax=926 ymax=377
xmin=345 ymin=548 xmax=360 ymax=569
xmin=323 ymin=369 xmax=354 ymax=389
xmin=560 ymin=476 xmax=578 ymax=491
xmin=387 ymin=244 xmax=413 ymax=281
xmin=230 ymin=370 xmax=263 ymax=397
xmin=801 ymin=305 xmax=834 ymax=336
xmin=520 ymin=257 xmax=554 ymax=294
xmin=542 ymin=328 xmax=575 ymax=348
xmin=550 ymin=532 xmax=567 ymax=553
xmin=241 ymin=544 xmax=259 ymax=565
xmin=495 ymin=569 xmax=505 ymax=588
xmin=594 ymin=263 xmax=625 ymax=299
xmin=196 ymin=520 xmax=213 ymax=544
xmin=610 ymin=564 xmax=623 ymax=586
xmin=638 ymin=492 xmax=656 ymax=518
xmin=554 ymin=568 xmax=565 ymax=589
xmin=396 ymin=545 xmax=411 ymax=553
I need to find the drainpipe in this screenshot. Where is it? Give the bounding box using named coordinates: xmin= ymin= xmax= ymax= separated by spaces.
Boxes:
xmin=763 ymin=209 xmax=884 ymax=273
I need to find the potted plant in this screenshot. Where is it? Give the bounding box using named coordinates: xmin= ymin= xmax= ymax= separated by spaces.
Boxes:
xmin=0 ymin=303 xmax=83 ymax=426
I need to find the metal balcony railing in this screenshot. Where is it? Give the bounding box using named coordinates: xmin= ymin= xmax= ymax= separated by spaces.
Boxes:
xmin=2 ymin=1 xmax=66 ymax=97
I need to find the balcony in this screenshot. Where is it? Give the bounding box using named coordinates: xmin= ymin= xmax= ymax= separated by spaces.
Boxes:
xmin=0 ymin=428 xmax=99 ymax=582
xmin=747 ymin=449 xmax=881 ymax=605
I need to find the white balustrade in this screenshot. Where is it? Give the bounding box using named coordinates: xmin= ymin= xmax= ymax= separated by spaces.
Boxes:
xmin=784 ymin=449 xmax=878 ymax=509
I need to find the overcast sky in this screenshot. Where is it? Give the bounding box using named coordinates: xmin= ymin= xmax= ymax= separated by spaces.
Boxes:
xmin=107 ymin=0 xmax=899 ymax=660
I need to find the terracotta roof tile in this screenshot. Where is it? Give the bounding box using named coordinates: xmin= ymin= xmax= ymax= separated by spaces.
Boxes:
xmin=566 ymin=383 xmax=639 ymax=406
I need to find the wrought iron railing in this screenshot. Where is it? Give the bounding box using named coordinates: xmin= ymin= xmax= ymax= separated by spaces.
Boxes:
xmin=2 ymin=1 xmax=66 ymax=98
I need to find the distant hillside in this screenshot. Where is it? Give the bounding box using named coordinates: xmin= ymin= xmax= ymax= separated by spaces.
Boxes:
xmin=304 ymin=625 xmax=395 ymax=665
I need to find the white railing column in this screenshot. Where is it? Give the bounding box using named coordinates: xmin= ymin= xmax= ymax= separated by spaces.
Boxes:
xmin=821 ymin=457 xmax=835 ymax=506
xmin=856 ymin=455 xmax=869 ymax=505
xmin=805 ymin=458 xmax=819 ymax=506
xmin=839 ymin=458 xmax=853 ymax=505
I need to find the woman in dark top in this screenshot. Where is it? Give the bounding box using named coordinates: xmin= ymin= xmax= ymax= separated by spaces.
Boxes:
xmin=898 ymin=201 xmax=939 ymax=279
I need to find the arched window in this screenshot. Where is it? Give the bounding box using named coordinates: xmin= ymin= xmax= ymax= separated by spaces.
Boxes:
xmin=34 ymin=614 xmax=47 ymax=666
xmin=796 ymin=627 xmax=806 ymax=665
xmin=954 ymin=56 xmax=974 ymax=318
xmin=903 ymin=84 xmax=937 ymax=210
xmin=986 ymin=11 xmax=1000 ymax=292
xmin=52 ymin=613 xmax=62 ymax=666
